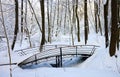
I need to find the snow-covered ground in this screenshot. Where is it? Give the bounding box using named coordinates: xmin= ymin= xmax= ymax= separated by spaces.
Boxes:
xmin=0 ymin=33 xmax=120 ymax=77
xmin=1 ymin=67 xmax=120 ymax=77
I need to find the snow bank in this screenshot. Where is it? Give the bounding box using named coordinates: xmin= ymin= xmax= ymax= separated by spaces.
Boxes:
xmin=79 ymin=47 xmax=120 ymax=73
xmin=11 ymin=68 xmax=120 ymax=77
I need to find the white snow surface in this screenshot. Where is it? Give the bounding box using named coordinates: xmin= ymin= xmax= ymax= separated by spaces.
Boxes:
xmin=0 ymin=33 xmax=120 ymax=77
xmin=0 ymin=67 xmax=120 ymax=77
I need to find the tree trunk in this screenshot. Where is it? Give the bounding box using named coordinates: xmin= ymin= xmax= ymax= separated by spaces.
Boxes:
xmin=0 ymin=0 xmax=12 ymax=77
xmin=63 ymin=0 xmax=67 ymax=35
xmin=104 ymin=0 xmax=109 ymax=48
xmin=109 ymin=0 xmax=118 ymax=56
xmin=21 ymin=0 xmax=24 ymax=33
xmin=47 ymin=0 xmax=51 ymax=43
xmin=71 ymin=0 xmax=76 ymax=45
xmin=98 ymin=0 xmax=102 ymax=35
xmin=84 ymin=0 xmax=88 ymax=44
xmin=52 ymin=2 xmax=57 ymax=39
xmin=28 ymin=0 xmax=42 ymax=32
xmin=40 ymin=0 xmax=45 ymax=50
xmin=68 ymin=0 xmax=72 ymax=45
xmin=117 ymin=1 xmax=120 ymax=50
xmin=11 ymin=0 xmax=19 ymax=50
xmin=76 ymin=0 xmax=80 ymax=42
xmin=94 ymin=1 xmax=98 ymax=33
xmin=55 ymin=0 xmax=60 ymax=37
xmin=24 ymin=0 xmax=32 ymax=47
xmin=20 ymin=0 xmax=24 ymax=46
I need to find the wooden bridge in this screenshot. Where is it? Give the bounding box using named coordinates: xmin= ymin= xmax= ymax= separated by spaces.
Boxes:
xmin=17 ymin=45 xmax=99 ymax=68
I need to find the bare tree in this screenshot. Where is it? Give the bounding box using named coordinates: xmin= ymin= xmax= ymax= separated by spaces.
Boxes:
xmin=40 ymin=0 xmax=45 ymax=50
xmin=94 ymin=0 xmax=98 ymax=33
xmin=63 ymin=0 xmax=67 ymax=35
xmin=28 ymin=0 xmax=42 ymax=32
xmin=67 ymin=0 xmax=73 ymax=45
xmin=0 ymin=0 xmax=12 ymax=77
xmin=11 ymin=0 xmax=19 ymax=50
xmin=20 ymin=0 xmax=24 ymax=45
xmin=104 ymin=0 xmax=109 ymax=48
xmin=94 ymin=0 xmax=102 ymax=35
xmin=47 ymin=0 xmax=51 ymax=43
xmin=84 ymin=0 xmax=88 ymax=44
xmin=109 ymin=0 xmax=118 ymax=56
xmin=98 ymin=0 xmax=102 ymax=35
xmin=24 ymin=0 xmax=32 ymax=47
xmin=117 ymin=0 xmax=120 ymax=50
xmin=52 ymin=2 xmax=57 ymax=36
xmin=71 ymin=0 xmax=76 ymax=45
xmin=76 ymin=0 xmax=80 ymax=42
xmin=55 ymin=0 xmax=60 ymax=37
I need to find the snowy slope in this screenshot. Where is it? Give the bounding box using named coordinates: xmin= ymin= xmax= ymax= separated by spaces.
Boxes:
xmin=78 ymin=47 xmax=120 ymax=73
xmin=0 ymin=46 xmax=120 ymax=77
xmin=0 ymin=32 xmax=120 ymax=77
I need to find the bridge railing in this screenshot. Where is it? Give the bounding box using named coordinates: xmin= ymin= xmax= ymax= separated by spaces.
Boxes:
xmin=18 ymin=45 xmax=99 ymax=67
xmin=14 ymin=46 xmax=40 ymax=56
xmin=14 ymin=45 xmax=71 ymax=56
xmin=14 ymin=45 xmax=99 ymax=56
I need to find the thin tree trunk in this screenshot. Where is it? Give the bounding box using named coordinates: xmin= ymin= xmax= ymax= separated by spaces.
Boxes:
xmin=47 ymin=0 xmax=51 ymax=43
xmin=57 ymin=0 xmax=59 ymax=27
xmin=28 ymin=0 xmax=42 ymax=32
xmin=71 ymin=0 xmax=76 ymax=46
xmin=63 ymin=0 xmax=67 ymax=35
xmin=55 ymin=0 xmax=60 ymax=37
xmin=52 ymin=3 xmax=57 ymax=40
xmin=98 ymin=0 xmax=102 ymax=35
xmin=21 ymin=0 xmax=23 ymax=33
xmin=11 ymin=0 xmax=19 ymax=50
xmin=25 ymin=0 xmax=32 ymax=47
xmin=49 ymin=0 xmax=53 ymax=43
xmin=76 ymin=0 xmax=80 ymax=42
xmin=59 ymin=5 xmax=63 ymax=30
xmin=94 ymin=1 xmax=98 ymax=33
xmin=0 ymin=0 xmax=12 ymax=77
xmin=117 ymin=1 xmax=120 ymax=50
xmin=20 ymin=0 xmax=24 ymax=46
xmin=104 ymin=0 xmax=109 ymax=48
xmin=52 ymin=3 xmax=57 ymax=33
xmin=40 ymin=0 xmax=45 ymax=50
xmin=84 ymin=0 xmax=88 ymax=44
xmin=68 ymin=0 xmax=72 ymax=45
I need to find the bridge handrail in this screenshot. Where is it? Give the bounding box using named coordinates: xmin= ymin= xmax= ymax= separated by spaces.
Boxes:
xmin=18 ymin=45 xmax=99 ymax=66
xmin=15 ymin=45 xmax=99 ymax=56
xmin=14 ymin=44 xmax=69 ymax=52
xmin=14 ymin=45 xmax=99 ymax=52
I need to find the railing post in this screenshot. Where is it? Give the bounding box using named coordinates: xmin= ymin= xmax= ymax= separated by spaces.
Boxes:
xmin=43 ymin=45 xmax=45 ymax=51
xmin=35 ymin=54 xmax=37 ymax=64
xmin=76 ymin=46 xmax=77 ymax=57
xmin=91 ymin=46 xmax=95 ymax=55
xmin=56 ymin=56 xmax=58 ymax=67
xmin=55 ymin=45 xmax=57 ymax=48
xmin=60 ymin=47 xmax=62 ymax=67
